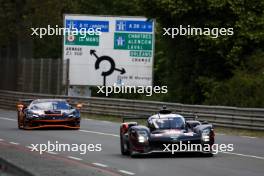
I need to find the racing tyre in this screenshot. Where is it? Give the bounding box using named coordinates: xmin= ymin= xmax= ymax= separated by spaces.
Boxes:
xmin=23 ymin=118 xmax=29 ymax=130
xmin=128 ymin=141 xmax=137 ymax=158
xmin=73 ymin=120 xmax=80 ymax=130
xmin=74 ymin=125 xmax=80 ymax=130
xmin=17 ymin=112 xmax=24 ymax=129
xmin=120 ymin=135 xmax=129 ymax=155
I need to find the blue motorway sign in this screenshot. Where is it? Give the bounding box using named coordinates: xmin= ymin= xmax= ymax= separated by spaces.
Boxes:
xmin=115 ymin=20 xmax=153 ymax=32
xmin=65 ymin=20 xmax=109 ymax=32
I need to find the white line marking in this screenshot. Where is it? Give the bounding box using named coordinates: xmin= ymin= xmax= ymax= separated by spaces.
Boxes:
xmin=26 ymin=146 xmax=33 ymax=149
xmin=0 ymin=117 xmax=16 ymax=121
xmin=84 ymin=118 xmax=92 ymax=121
xmin=92 ymin=162 xmax=108 ymax=168
xmin=118 ymin=170 xmax=135 ymax=175
xmin=79 ymin=130 xmax=119 ymax=137
xmin=9 ymin=142 xmax=19 ymax=145
xmin=67 ymin=156 xmax=83 ymax=161
xmin=101 ymin=121 xmax=111 ymax=123
xmin=0 ymin=138 xmax=4 ymax=141
xmin=241 ymin=136 xmax=257 ymax=139
xmin=221 ymin=151 xmax=264 ymax=160
xmin=46 ymin=151 xmax=58 ymax=155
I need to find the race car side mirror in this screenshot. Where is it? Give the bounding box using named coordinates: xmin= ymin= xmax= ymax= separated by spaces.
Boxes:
xmin=76 ymin=103 xmax=83 ymax=110
xmin=16 ymin=104 xmax=24 ymax=111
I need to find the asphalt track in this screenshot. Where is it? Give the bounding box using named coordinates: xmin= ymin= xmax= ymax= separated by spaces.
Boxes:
xmin=0 ymin=109 xmax=263 ymax=176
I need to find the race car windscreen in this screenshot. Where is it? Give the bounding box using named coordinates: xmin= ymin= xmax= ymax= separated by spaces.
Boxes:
xmin=153 ymin=117 xmax=185 ymax=129
xmin=29 ymin=101 xmax=71 ymax=110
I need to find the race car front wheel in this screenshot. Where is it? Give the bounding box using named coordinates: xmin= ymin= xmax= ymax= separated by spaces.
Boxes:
xmin=72 ymin=120 xmax=80 ymax=130
xmin=17 ymin=112 xmax=24 ymax=129
xmin=120 ymin=135 xmax=129 ymax=155
xmin=128 ymin=141 xmax=138 ymax=157
xmin=74 ymin=125 xmax=80 ymax=130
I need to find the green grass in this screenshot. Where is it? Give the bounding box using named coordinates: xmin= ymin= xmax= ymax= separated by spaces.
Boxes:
xmin=214 ymin=126 xmax=264 ymax=138
xmin=81 ymin=113 xmax=147 ymax=125
xmin=81 ymin=113 xmax=123 ymax=123
xmin=81 ymin=113 xmax=264 ymax=138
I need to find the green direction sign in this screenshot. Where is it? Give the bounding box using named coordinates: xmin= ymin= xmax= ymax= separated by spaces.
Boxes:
xmin=130 ymin=50 xmax=152 ymax=57
xmin=65 ymin=33 xmax=99 ymax=46
xmin=114 ymin=33 xmax=152 ymax=50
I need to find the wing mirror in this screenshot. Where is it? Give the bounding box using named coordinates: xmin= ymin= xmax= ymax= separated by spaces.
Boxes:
xmin=16 ymin=104 xmax=24 ymax=111
xmin=76 ymin=103 xmax=83 ymax=110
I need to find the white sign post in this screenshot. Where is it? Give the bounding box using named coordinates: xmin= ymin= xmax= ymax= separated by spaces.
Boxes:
xmin=63 ymin=14 xmax=155 ymax=91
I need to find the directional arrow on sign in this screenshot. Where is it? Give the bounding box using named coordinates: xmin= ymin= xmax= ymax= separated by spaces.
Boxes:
xmin=90 ymin=49 xmax=126 ymax=86
xmin=114 ymin=68 xmax=126 ymax=74
xmin=90 ymin=49 xmax=99 ymax=58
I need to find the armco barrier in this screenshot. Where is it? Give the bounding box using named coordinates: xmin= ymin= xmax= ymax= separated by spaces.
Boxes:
xmin=0 ymin=90 xmax=263 ymax=130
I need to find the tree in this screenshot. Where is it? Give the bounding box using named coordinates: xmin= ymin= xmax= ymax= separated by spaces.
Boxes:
xmin=138 ymin=0 xmax=264 ymax=106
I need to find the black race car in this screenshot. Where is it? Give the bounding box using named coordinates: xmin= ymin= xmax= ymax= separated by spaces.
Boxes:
xmin=120 ymin=107 xmax=215 ymax=157
xmin=17 ymin=99 xmax=82 ymax=130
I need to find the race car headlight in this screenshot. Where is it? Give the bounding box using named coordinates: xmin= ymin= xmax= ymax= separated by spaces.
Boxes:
xmin=202 ymin=129 xmax=211 ymax=142
xmin=65 ymin=110 xmax=80 ymax=118
xmin=137 ymin=131 xmax=148 ymax=143
xmin=138 ymin=136 xmax=146 ymax=143
xmin=27 ymin=112 xmax=39 ymax=118
xmin=68 ymin=113 xmax=75 ymax=117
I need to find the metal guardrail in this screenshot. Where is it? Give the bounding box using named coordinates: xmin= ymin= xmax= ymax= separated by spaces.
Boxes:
xmin=0 ymin=90 xmax=264 ymax=130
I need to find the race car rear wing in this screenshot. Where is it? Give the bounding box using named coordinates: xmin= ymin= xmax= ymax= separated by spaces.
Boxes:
xmin=19 ymin=99 xmax=34 ymax=102
xmin=122 ymin=116 xmax=148 ymax=123
xmin=182 ymin=115 xmax=199 ymax=120
xmin=122 ymin=114 xmax=199 ymax=123
xmin=17 ymin=99 xmax=34 ymax=106
xmin=16 ymin=99 xmax=33 ymax=111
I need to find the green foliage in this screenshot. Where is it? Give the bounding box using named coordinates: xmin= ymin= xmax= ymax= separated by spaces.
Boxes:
xmin=138 ymin=0 xmax=264 ymax=107
xmin=199 ymin=51 xmax=264 ymax=107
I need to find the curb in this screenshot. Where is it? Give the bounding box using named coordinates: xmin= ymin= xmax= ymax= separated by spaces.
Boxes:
xmin=0 ymin=157 xmax=34 ymax=176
